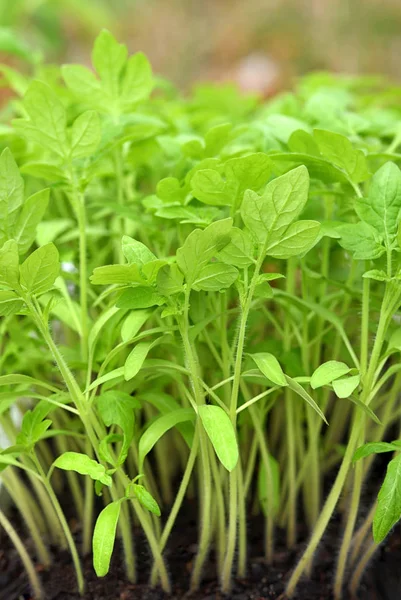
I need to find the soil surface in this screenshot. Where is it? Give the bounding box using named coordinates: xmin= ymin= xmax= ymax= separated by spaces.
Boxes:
xmin=1 ymin=504 xmax=400 ymax=600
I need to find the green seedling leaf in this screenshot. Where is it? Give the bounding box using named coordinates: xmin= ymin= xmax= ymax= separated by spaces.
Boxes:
xmin=121 ymin=309 xmax=151 ymax=342
xmin=138 ymin=408 xmax=195 ymax=470
xmin=362 ymin=269 xmax=389 ymax=282
xmin=52 ymin=452 xmax=112 ymax=486
xmin=124 ymin=340 xmax=154 ymax=381
xmin=156 ymin=264 xmax=184 ymax=296
xmin=193 ymin=263 xmax=238 ymax=292
xmin=116 ymin=287 xmax=165 ymax=309
xmin=266 ymin=220 xmax=321 ymax=259
xmin=120 ymin=52 xmax=153 ymax=109
xmin=70 ymin=110 xmax=101 ymax=159
xmin=356 ymin=162 xmax=401 ymax=249
xmin=19 ymin=243 xmax=60 ymax=295
xmin=15 ymin=81 xmax=68 ymax=157
xmin=16 ymin=403 xmax=52 ymax=450
xmin=198 ymin=405 xmax=239 ymax=471
xmin=0 ymin=148 xmax=24 ymax=237
xmin=122 ymin=236 xmax=157 ymax=265
xmin=286 ymin=376 xmax=328 ymax=424
xmin=176 ymin=218 xmax=232 ymax=285
xmin=131 ymin=484 xmax=161 ymax=516
xmin=353 ymin=442 xmax=398 ymax=463
xmin=91 ymin=264 xmax=144 ymax=285
xmin=310 ymin=361 xmax=351 ymax=389
xmin=332 ymin=375 xmax=360 ymax=398
xmin=374 ymin=453 xmax=401 ymax=543
xmin=249 ymin=353 xmax=288 ymax=387
xmin=241 ymin=165 xmax=309 ymax=246
xmin=88 ymin=306 xmax=121 ymax=355
xmin=314 ymin=129 xmax=369 ymax=183
xmin=0 ymin=290 xmax=24 ymax=315
xmin=92 ymin=29 xmax=127 ymax=97
xmin=0 ymin=239 xmax=20 ymax=289
xmin=218 ymin=227 xmax=255 ymax=267
xmin=13 ymin=189 xmax=49 ymax=254
xmin=93 ymin=500 xmax=122 ymax=577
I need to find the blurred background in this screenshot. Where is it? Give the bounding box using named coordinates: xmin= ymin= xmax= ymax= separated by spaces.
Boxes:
xmin=0 ymin=0 xmax=401 ymax=96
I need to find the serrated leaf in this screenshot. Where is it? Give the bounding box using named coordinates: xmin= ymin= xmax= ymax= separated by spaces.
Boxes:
xmin=70 ymin=110 xmax=101 ymax=159
xmin=218 ymin=227 xmax=255 ymax=267
xmin=121 ymin=236 xmax=156 ymax=265
xmin=13 ymin=189 xmax=49 ymax=254
xmin=19 ymin=243 xmax=60 ymax=295
xmin=337 ymin=222 xmax=385 ymax=260
xmin=52 ymin=451 xmax=112 ymax=486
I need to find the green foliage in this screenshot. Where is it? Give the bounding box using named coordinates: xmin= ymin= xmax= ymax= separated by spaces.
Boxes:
xmin=1 ymin=29 xmax=401 ymax=599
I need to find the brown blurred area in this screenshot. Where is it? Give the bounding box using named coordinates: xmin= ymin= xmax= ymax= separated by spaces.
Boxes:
xmin=2 ymin=0 xmax=401 ymax=94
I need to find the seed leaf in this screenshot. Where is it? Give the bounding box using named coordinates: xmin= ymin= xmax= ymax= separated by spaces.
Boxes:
xmin=249 ymin=352 xmax=288 ymax=387
xmin=138 ymin=408 xmax=196 ymax=470
xmin=286 ymin=376 xmax=328 ymax=424
xmin=332 ymin=375 xmax=360 ymax=398
xmin=93 ymin=500 xmax=122 ymax=577
xmin=311 ymin=361 xmax=351 ymax=389
xmin=353 ymin=442 xmax=398 ymax=463
xmin=198 ymin=405 xmax=239 ymax=471
xmin=374 ymin=453 xmax=401 ymax=543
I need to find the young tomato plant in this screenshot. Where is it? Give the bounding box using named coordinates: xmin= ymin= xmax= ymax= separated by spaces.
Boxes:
xmin=1 ymin=29 xmax=401 ymax=600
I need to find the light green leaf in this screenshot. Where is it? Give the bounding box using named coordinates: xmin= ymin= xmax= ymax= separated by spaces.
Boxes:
xmin=337 ymin=222 xmax=385 ymax=260
xmin=0 ymin=148 xmax=24 ymax=232
xmin=121 ymin=236 xmax=156 ymax=265
xmin=92 ymin=29 xmax=127 ymax=96
xmin=311 ymin=360 xmax=351 ymax=389
xmin=0 ymin=239 xmax=20 ymax=289
xmin=191 ymin=168 xmax=236 ymax=206
xmin=138 ymin=408 xmax=195 ymax=470
xmin=374 ymin=453 xmax=401 ymax=543
xmin=70 ymin=110 xmax=101 ymax=159
xmin=362 ymin=269 xmax=389 ymax=282
xmin=132 ymin=484 xmax=160 ymax=516
xmin=62 ymin=64 xmax=102 ymax=102
xmin=93 ymin=500 xmax=122 ymax=577
xmin=13 ymin=189 xmax=49 ymax=254
xmin=176 ymin=218 xmax=232 ymax=284
xmin=193 ymin=263 xmax=238 ymax=292
xmin=18 ymin=81 xmax=67 ymax=157
xmin=156 ymin=264 xmax=184 ymax=296
xmin=218 ymin=227 xmax=255 ymax=267
xmin=124 ymin=340 xmax=153 ymax=381
xmin=353 ymin=442 xmax=398 ymax=463
xmin=332 ymin=375 xmax=360 ymax=398
xmin=198 ymin=405 xmax=238 ymax=471
xmin=91 ymin=264 xmax=144 ymax=285
xmin=314 ymin=129 xmax=369 ymax=183
xmin=249 ymin=352 xmax=288 ymax=387
xmin=120 ymin=52 xmax=153 ymax=108
xmin=356 ymin=162 xmax=401 ymax=249
xmin=121 ymin=309 xmax=151 ymax=342
xmin=266 ymin=220 xmax=320 ymax=259
xmin=0 ymin=290 xmax=24 ymax=315
xmin=19 ymin=243 xmax=60 ymax=295
xmin=241 ymin=166 xmax=309 ymax=245
xmin=52 ymin=451 xmax=112 ymax=486
xmin=116 ymin=287 xmax=165 ymax=309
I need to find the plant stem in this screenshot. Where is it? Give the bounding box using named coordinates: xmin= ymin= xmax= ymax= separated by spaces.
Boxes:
xmin=0 ymin=507 xmax=43 ymax=599
xmin=33 ymin=452 xmax=84 ymax=594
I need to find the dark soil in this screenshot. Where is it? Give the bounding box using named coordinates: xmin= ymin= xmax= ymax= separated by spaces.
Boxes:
xmin=1 ymin=504 xmax=400 ymax=600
